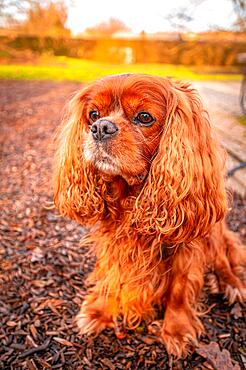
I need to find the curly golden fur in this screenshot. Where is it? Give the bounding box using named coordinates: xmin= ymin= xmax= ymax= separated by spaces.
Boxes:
xmin=54 ymin=74 xmax=246 ymax=358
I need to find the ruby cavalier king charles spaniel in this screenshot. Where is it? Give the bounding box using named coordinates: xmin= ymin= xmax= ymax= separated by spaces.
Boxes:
xmin=54 ymin=74 xmax=246 ymax=358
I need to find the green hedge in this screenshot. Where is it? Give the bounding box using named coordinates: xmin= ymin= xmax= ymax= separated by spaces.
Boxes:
xmin=1 ymin=35 xmax=246 ymax=66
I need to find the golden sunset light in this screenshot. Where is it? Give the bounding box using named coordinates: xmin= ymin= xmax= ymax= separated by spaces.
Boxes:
xmin=67 ymin=0 xmax=237 ymax=35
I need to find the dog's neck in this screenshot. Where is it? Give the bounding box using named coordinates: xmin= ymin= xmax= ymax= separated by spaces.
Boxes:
xmin=101 ymin=174 xmax=143 ymax=197
xmin=99 ymin=174 xmax=143 ymax=220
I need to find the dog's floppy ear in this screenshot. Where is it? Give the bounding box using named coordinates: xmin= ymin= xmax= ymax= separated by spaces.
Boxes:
xmin=132 ymin=79 xmax=227 ymax=243
xmin=53 ymin=86 xmax=108 ymax=225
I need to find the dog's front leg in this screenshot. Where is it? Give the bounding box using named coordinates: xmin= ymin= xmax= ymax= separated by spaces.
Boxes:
xmin=76 ymin=257 xmax=121 ymax=336
xmin=76 ymin=287 xmax=118 ymax=336
xmin=161 ymin=242 xmax=205 ymax=358
xmin=76 ymin=237 xmax=158 ymax=337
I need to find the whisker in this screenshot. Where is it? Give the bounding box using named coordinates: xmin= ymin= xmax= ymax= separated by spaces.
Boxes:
xmin=133 ymin=127 xmax=164 ymax=164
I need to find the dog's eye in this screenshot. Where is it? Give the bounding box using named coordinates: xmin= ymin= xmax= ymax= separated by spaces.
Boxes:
xmin=89 ymin=110 xmax=100 ymax=122
xmin=134 ymin=112 xmax=155 ymax=126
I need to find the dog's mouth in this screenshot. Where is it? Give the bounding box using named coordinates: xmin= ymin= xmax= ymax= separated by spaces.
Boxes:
xmin=94 ymin=156 xmax=120 ymax=174
xmin=84 ymin=145 xmax=121 ymax=174
xmin=84 ymin=142 xmax=148 ymax=185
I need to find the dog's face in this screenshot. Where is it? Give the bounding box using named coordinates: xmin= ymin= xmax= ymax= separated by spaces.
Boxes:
xmin=81 ymin=74 xmax=167 ymax=184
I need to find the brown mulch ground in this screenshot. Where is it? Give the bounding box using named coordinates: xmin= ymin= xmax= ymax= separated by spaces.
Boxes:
xmin=0 ymin=80 xmax=245 ymax=370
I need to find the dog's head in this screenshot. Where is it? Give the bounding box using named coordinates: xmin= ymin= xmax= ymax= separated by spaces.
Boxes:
xmin=54 ymin=74 xmax=227 ymax=242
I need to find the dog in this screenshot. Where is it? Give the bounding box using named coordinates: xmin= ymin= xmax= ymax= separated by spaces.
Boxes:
xmin=54 ymin=73 xmax=246 ymax=357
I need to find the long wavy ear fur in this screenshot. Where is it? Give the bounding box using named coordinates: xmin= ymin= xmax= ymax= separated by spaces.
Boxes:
xmin=132 ymin=79 xmax=228 ymax=243
xmin=54 ymin=86 xmax=107 ymax=226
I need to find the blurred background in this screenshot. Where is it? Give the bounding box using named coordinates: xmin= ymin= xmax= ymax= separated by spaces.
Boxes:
xmin=0 ymin=0 xmax=246 ymax=80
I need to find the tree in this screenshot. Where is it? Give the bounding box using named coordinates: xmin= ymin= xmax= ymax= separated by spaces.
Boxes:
xmin=165 ymin=0 xmax=246 ymax=32
xmin=18 ymin=1 xmax=70 ymax=37
xmin=232 ymin=0 xmax=246 ymax=30
xmin=0 ymin=1 xmax=71 ymax=37
xmin=0 ymin=0 xmax=36 ymax=27
xmin=85 ymin=17 xmax=130 ymax=37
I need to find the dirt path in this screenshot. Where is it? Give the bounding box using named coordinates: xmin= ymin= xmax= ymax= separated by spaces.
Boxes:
xmin=195 ymin=82 xmax=242 ymax=116
xmin=0 ymin=81 xmax=245 ymax=370
xmin=194 ymin=81 xmax=246 ymax=159
xmin=194 ymin=81 xmax=246 ymax=195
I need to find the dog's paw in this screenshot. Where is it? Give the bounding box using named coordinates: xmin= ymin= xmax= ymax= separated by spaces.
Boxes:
xmin=161 ymin=329 xmax=198 ymax=358
xmin=76 ymin=299 xmax=114 ymax=336
xmin=76 ymin=301 xmax=105 ymax=335
xmin=224 ymin=285 xmax=246 ymax=305
xmin=160 ymin=314 xmax=203 ymax=358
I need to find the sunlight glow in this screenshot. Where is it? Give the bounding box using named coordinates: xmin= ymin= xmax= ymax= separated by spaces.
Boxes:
xmin=67 ymin=0 xmax=236 ymax=36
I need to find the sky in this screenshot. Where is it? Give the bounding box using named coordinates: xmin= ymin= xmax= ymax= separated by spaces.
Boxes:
xmin=66 ymin=0 xmax=237 ymax=35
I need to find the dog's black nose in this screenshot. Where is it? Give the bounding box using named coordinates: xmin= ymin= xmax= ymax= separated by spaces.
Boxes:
xmin=91 ymin=120 xmax=118 ymax=141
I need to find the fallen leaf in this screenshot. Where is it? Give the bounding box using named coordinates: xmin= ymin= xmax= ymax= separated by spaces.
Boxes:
xmin=30 ymin=246 xmax=45 ymax=262
xmin=6 ymin=321 xmax=18 ymax=327
xmin=196 ymin=342 xmax=240 ymax=370
xmin=53 ymin=337 xmax=75 ymax=346
xmin=231 ymin=303 xmax=243 ymax=319
xmin=101 ymin=358 xmax=115 ymax=370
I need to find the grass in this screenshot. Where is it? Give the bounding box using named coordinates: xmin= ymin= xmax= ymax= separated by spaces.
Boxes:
xmin=238 ymin=115 xmax=246 ymax=126
xmin=0 ymin=56 xmax=243 ymax=82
